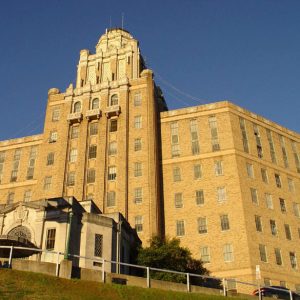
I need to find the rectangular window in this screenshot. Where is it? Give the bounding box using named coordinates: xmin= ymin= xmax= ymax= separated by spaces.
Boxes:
xmin=220 ymin=214 xmax=230 ymax=231
xmin=47 ymin=152 xmax=55 ymax=165
xmin=52 ymin=108 xmax=60 ymax=121
xmin=135 ymin=216 xmax=143 ymax=232
xmin=296 ymin=284 xmax=300 ymax=293
xmin=208 ymin=116 xmax=220 ymax=151
xmin=107 ymin=191 xmax=116 ymax=207
xmin=214 ymin=160 xmax=223 ymax=176
xmin=71 ymin=126 xmax=79 ymax=139
xmin=26 ymin=166 xmax=34 ymax=180
xmin=275 ymin=248 xmax=282 ymax=265
xmin=108 ymin=166 xmax=117 ymax=181
xmin=69 ymin=148 xmax=78 ymax=162
xmin=284 ymin=224 xmax=292 ymax=240
xmin=239 ymin=117 xmax=249 ymax=153
xmin=0 ymin=151 xmax=6 ymax=163
xmin=288 ymin=178 xmax=295 ymax=192
xmin=255 ymin=215 xmax=262 ymax=232
xmin=275 ymin=173 xmax=282 ymax=188
xmin=87 ymin=169 xmax=96 ymax=183
xmin=246 ymin=163 xmax=254 ymax=178
xmin=290 ymin=252 xmax=297 ymax=269
xmin=270 ymin=220 xmax=277 ymax=236
xmin=10 ymin=149 xmax=21 ymax=182
xmin=94 ymin=234 xmax=103 ymax=257
xmin=200 ymin=246 xmax=210 ymax=263
xmin=134 ymin=188 xmax=142 ymax=204
xmin=279 ymin=135 xmax=289 ymax=168
xmin=108 ymin=141 xmax=117 ymax=155
xmin=176 ymin=220 xmax=185 ymax=236
xmin=291 ymin=141 xmax=300 ymax=173
xmin=261 ymin=168 xmax=268 ymax=183
xmin=195 ymin=190 xmax=204 ymax=205
xmin=217 ymin=187 xmax=226 ymax=202
xmin=23 ymin=190 xmax=32 ymax=202
xmin=264 ymin=278 xmax=271 ymax=287
xmin=253 ymin=124 xmax=263 ymax=158
xmin=170 ymin=122 xmax=180 ymax=157
xmin=173 ymin=167 xmax=181 ymax=182
xmin=190 ymin=119 xmax=200 ymax=155
xmin=198 ymin=217 xmax=207 ymax=234
xmin=90 ymin=122 xmax=98 ymax=135
xmin=293 ymin=202 xmax=300 ymax=218
xmin=250 ymin=188 xmax=258 ymax=205
xmin=174 ymin=193 xmax=183 ymax=208
xmin=46 ymin=228 xmax=56 ymax=250
xmin=7 ymin=192 xmax=14 ymax=205
xmin=259 ymin=244 xmax=267 ymax=262
xmin=265 ymin=193 xmax=273 ymax=209
xmin=89 ymin=145 xmax=97 ymax=159
xmin=279 ymin=198 xmax=286 ymax=213
xmin=0 ymin=152 xmax=5 ymax=184
xmin=194 ymin=164 xmax=202 ymax=179
xmin=223 ymin=244 xmax=233 ymax=262
xmin=67 ymin=172 xmax=75 ymax=186
xmin=110 ymin=119 xmax=118 ymax=132
xmin=134 ymin=115 xmax=142 ymax=129
xmin=134 ymin=162 xmax=142 ymax=177
xmin=134 ymin=92 xmax=142 ymax=106
xmin=134 ymin=138 xmax=142 ymax=151
xmin=266 ymin=129 xmax=277 ymax=163
xmin=49 ymin=131 xmax=58 ymax=143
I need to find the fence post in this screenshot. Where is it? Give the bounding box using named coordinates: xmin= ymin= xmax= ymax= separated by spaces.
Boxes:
xmin=55 ymin=251 xmax=60 ymax=277
xmin=222 ymin=278 xmax=227 ymax=296
xmin=289 ymin=290 xmax=293 ymax=300
xmin=146 ymin=267 xmax=150 ymax=288
xmin=186 ymin=273 xmax=190 ymax=292
xmin=102 ymin=259 xmax=105 ymax=283
xmin=8 ymin=246 xmax=14 ymax=268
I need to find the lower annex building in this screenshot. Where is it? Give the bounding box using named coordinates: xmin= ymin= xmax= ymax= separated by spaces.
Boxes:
xmin=0 ymin=28 xmax=299 ymax=291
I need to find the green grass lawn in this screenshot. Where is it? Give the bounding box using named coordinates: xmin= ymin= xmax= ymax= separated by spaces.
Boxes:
xmin=0 ymin=269 xmax=245 ymax=300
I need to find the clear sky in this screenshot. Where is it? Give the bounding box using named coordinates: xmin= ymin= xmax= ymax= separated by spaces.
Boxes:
xmin=1 ymin=0 xmax=300 ymax=141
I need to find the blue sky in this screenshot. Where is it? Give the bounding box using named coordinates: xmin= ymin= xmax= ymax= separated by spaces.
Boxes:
xmin=1 ymin=0 xmax=300 ymax=140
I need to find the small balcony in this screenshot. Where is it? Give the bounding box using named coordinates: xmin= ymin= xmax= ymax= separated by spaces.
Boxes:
xmin=104 ymin=105 xmax=121 ymax=118
xmin=85 ymin=109 xmax=101 ymax=120
xmin=67 ymin=112 xmax=83 ymax=123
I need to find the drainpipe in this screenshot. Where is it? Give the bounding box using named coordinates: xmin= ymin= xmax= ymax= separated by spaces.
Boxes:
xmin=64 ymin=211 xmax=73 ymax=259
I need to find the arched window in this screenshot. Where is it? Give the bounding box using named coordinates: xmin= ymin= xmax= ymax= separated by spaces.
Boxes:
xmin=110 ymin=94 xmax=118 ymax=106
xmin=91 ymin=98 xmax=99 ymax=109
xmin=74 ymin=101 xmax=81 ymax=113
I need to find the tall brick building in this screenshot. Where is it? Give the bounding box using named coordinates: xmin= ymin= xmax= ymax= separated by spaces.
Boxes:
xmin=0 ymin=28 xmax=299 ymax=291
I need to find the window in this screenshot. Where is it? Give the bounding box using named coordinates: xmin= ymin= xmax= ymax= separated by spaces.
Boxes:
xmin=134 ymin=116 xmax=142 ymax=129
xmin=270 ymin=220 xmax=277 ymax=236
xmin=291 ymin=141 xmax=300 ymax=173
xmin=208 ymin=116 xmax=220 ymax=151
xmin=11 ymin=149 xmax=21 ymax=182
xmin=67 ymin=172 xmax=75 ymax=186
xmin=246 ymin=163 xmax=254 ymax=178
xmin=14 ymin=149 xmax=21 ymax=160
xmin=293 ymin=203 xmax=300 ymax=218
xmin=173 ymin=167 xmax=181 ymax=182
xmin=288 ymin=178 xmax=295 ymax=192
xmin=264 ymin=278 xmax=271 ymax=287
xmin=275 ymin=248 xmax=282 ymax=265
xmin=49 ymin=131 xmax=58 ymax=143
xmin=198 ymin=217 xmax=207 ymax=234
xmin=170 ymin=122 xmax=180 ymax=157
xmin=195 ymin=190 xmax=204 ymax=205
xmin=89 ymin=145 xmax=97 ymax=159
xmin=108 ymin=141 xmax=117 ymax=155
xmin=52 ymin=108 xmax=60 ymax=121
xmin=284 ymin=224 xmax=292 ymax=240
xmin=134 ymin=92 xmax=142 ymax=106
xmin=90 ymin=123 xmax=98 ymax=135
xmin=7 ymin=192 xmax=14 ymax=205
xmin=176 ymin=220 xmax=185 ymax=236
xmin=134 ymin=162 xmax=142 ymax=177
xmin=214 ymin=160 xmax=223 ymax=176
xmin=135 ymin=216 xmax=143 ymax=232
xmin=107 ymin=191 xmax=116 ymax=207
xmin=0 ymin=152 xmax=4 ymax=163
xmin=110 ymin=119 xmax=118 ymax=132
xmin=279 ymin=198 xmax=286 ymax=213
xmin=266 ymin=129 xmax=276 ymax=163
xmin=47 ymin=152 xmax=54 ymax=165
xmin=296 ymin=284 xmax=300 ymax=293
xmin=108 ymin=166 xmax=117 ymax=181
xmin=259 ymin=244 xmax=267 ymax=262
xmin=71 ymin=126 xmax=79 ymax=139
xmin=110 ymin=94 xmax=118 ymax=106
xmin=220 ymin=215 xmax=230 ymax=231
xmin=174 ymin=193 xmax=183 ymax=208
xmin=239 ymin=117 xmax=249 ymax=153
xmin=279 ymin=135 xmax=289 ymax=168
xmin=223 ymin=244 xmax=233 ymax=262
xmin=26 ymin=166 xmax=34 ymax=180
xmin=69 ymin=148 xmax=78 ymax=162
xmin=274 ymin=173 xmax=282 ymax=188
xmin=250 ymin=188 xmax=258 ymax=205
xmin=298 ymin=228 xmax=300 ymax=239
xmin=280 ymin=281 xmax=287 ymax=288
xmin=73 ymin=101 xmax=81 ymax=112
xmin=261 ymin=168 xmax=268 ymax=183
xmin=253 ymin=124 xmax=263 ymax=158
xmin=194 ymin=164 xmax=202 ymax=179
xmin=265 ymin=193 xmax=273 ymax=209
xmin=44 ymin=176 xmax=52 ymax=190
xmin=290 ymin=252 xmax=297 ymax=269
xmin=200 ymin=246 xmax=210 ymax=263
xmin=0 ymin=151 xmax=5 ymax=184
xmin=10 ymin=170 xmax=18 ymax=182
xmin=217 ymin=187 xmax=226 ymax=202
xmin=255 ymin=215 xmax=262 ymax=232
xmin=46 ymin=228 xmax=56 ymax=250
xmin=27 ymin=147 xmax=37 ymax=180
xmin=134 ymin=138 xmax=142 ymax=151
xmin=190 ymin=119 xmax=200 ymax=155
xmin=23 ymin=190 xmax=32 ymax=202
xmin=87 ymin=169 xmax=96 ymax=183
xmin=134 ymin=188 xmax=142 ymax=204
xmin=94 ymin=234 xmax=103 ymax=257
xmin=91 ymin=98 xmax=99 ymax=109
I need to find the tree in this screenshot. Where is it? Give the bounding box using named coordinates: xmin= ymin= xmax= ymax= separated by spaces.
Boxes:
xmin=137 ymin=236 xmax=221 ymax=288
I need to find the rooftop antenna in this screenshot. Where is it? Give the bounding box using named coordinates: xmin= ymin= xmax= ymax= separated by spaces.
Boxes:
xmin=121 ymin=13 xmax=124 ymax=29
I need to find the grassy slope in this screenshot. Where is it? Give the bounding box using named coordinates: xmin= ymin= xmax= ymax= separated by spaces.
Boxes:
xmin=0 ymin=269 xmax=242 ymax=300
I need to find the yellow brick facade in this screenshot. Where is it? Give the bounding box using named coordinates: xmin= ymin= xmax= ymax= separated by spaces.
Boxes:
xmin=0 ymin=28 xmax=299 ymax=291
